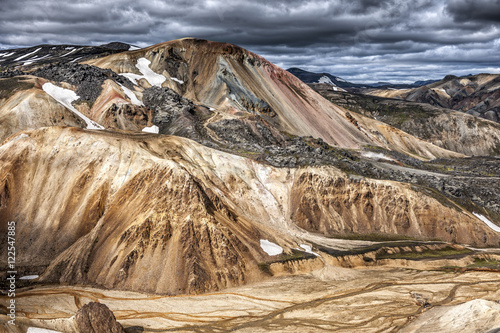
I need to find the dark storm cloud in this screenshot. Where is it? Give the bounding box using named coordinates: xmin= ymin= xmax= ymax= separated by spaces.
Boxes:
xmin=0 ymin=0 xmax=499 ymax=82
xmin=446 ymin=0 xmax=500 ymax=23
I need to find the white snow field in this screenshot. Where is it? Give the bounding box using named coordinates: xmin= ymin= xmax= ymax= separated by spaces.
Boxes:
xmin=361 ymin=151 xmax=396 ymax=162
xmin=260 ymin=239 xmax=283 ymax=256
xmin=473 ymin=212 xmax=500 ymax=232
xmin=118 ymin=83 xmax=144 ymax=106
xmin=299 ymin=244 xmax=319 ymax=256
xmin=142 ymin=125 xmax=160 ymax=134
xmin=121 ymin=57 xmax=166 ymax=87
xmin=42 ymin=83 xmax=104 ymax=130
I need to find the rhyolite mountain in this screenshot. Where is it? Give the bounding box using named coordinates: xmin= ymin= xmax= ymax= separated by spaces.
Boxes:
xmin=0 ymin=38 xmax=499 ymax=298
xmin=367 ymin=73 xmax=500 ymax=123
xmin=310 ymin=84 xmax=500 ymax=157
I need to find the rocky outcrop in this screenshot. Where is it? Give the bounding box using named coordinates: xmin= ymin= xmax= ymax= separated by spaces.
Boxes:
xmin=312 ymin=87 xmax=500 ymax=156
xmin=74 ymin=302 xmax=125 ymax=333
xmin=290 ymin=168 xmax=500 ymax=246
xmin=142 ymin=86 xmax=210 ymax=140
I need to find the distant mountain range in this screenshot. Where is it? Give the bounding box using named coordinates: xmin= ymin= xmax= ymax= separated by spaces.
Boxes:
xmin=367 ymin=73 xmax=500 ymax=123
xmin=287 ymin=67 xmax=440 ymax=89
xmin=288 ymin=67 xmax=500 ymax=123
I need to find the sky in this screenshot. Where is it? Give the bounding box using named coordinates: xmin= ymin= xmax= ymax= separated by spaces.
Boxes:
xmin=1 ymin=0 xmax=500 ymax=83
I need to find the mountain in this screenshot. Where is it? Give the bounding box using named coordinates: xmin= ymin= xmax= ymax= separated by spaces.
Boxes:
xmin=367 ymin=73 xmax=500 ymax=123
xmin=413 ymin=79 xmax=441 ymax=86
xmin=287 ymin=67 xmax=440 ymax=89
xmin=0 ymin=42 xmax=136 ymax=71
xmin=1 ymin=38 xmax=500 ymax=332
xmin=0 ymin=38 xmax=460 ymax=160
xmin=287 ymin=67 xmax=362 ymax=89
xmin=311 ymin=85 xmax=500 ymax=156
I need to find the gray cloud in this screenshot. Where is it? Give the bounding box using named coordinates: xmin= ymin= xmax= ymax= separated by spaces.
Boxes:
xmin=0 ymin=0 xmax=499 ymax=83
xmin=446 ymin=0 xmax=500 ymax=23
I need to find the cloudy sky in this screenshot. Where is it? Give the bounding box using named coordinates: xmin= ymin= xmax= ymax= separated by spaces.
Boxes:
xmin=1 ymin=0 xmax=500 ymax=83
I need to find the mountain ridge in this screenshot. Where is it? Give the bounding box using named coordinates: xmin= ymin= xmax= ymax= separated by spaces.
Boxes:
xmin=287 ymin=67 xmax=441 ymax=89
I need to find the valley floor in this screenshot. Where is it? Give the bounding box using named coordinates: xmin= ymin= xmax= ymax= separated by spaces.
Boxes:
xmin=3 ymin=266 xmax=500 ymax=333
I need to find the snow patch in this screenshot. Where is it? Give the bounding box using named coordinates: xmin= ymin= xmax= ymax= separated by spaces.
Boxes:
xmin=362 ymin=151 xmax=396 ymax=162
xmin=27 ymin=328 xmax=62 ymax=333
xmin=23 ymin=54 xmax=50 ymax=66
xmin=19 ymin=275 xmax=39 ymax=280
xmin=142 ymin=125 xmax=159 ymax=134
xmin=15 ymin=47 xmax=41 ymax=61
xmin=260 ymin=239 xmax=283 ymax=256
xmin=336 ymin=77 xmax=347 ymax=83
xmin=134 ymin=57 xmax=166 ymax=87
xmin=331 ymin=86 xmax=346 ymax=92
xmin=170 ymin=77 xmax=184 ymax=84
xmin=128 ymin=45 xmax=141 ymax=51
xmin=1 ymin=52 xmax=15 ymax=57
xmin=120 ymin=58 xmax=166 ymax=87
xmin=120 ymin=73 xmax=143 ymax=85
xmin=61 ymin=48 xmax=78 ymax=57
xmin=118 ymin=83 xmax=143 ymax=106
xmin=70 ymin=56 xmax=83 ymax=63
xmin=318 ymin=75 xmax=335 ymax=85
xmin=42 ymin=83 xmax=104 ymax=130
xmin=473 ymin=213 xmax=500 ymax=232
xmin=299 ymin=244 xmax=319 ymax=256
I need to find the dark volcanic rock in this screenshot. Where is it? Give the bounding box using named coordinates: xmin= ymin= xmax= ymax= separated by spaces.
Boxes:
xmin=207 ymin=118 xmax=286 ymax=150
xmin=143 ymin=86 xmax=210 ymax=141
xmin=100 ymin=42 xmax=132 ymax=51
xmin=0 ymin=69 xmax=25 ymax=78
xmin=143 ymin=86 xmax=194 ymax=124
xmin=74 ymin=302 xmax=125 ymax=333
xmin=32 ymin=63 xmax=133 ymax=103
